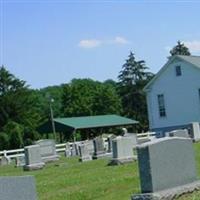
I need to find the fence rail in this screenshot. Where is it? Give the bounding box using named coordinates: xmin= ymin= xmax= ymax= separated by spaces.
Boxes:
xmin=137 ymin=132 xmax=156 ymax=140
xmin=0 ymin=143 xmax=68 ymax=159
xmin=0 ymin=133 xmax=156 ymax=159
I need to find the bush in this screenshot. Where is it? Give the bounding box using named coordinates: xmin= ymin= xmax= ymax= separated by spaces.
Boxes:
xmin=0 ymin=132 xmax=9 ymax=150
xmin=3 ymin=121 xmax=24 ymax=149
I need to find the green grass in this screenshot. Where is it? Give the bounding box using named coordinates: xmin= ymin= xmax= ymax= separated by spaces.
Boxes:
xmin=1 ymin=143 xmax=200 ymax=200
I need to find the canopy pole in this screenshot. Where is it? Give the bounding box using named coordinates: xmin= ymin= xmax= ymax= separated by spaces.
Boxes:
xmin=73 ymin=130 xmax=76 ymax=142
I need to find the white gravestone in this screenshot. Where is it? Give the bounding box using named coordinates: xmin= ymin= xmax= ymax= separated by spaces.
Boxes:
xmin=64 ymin=142 xmax=71 ymax=157
xmin=79 ymin=144 xmax=92 ymax=162
xmin=109 ymin=136 xmax=137 ymax=165
xmin=24 ymin=145 xmax=45 ymax=171
xmin=35 ymin=140 xmax=59 ymax=163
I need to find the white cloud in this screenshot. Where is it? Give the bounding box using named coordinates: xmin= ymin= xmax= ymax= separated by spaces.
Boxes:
xmin=78 ymin=39 xmax=102 ymax=48
xmin=78 ymin=36 xmax=130 ymax=49
xmin=184 ymin=40 xmax=200 ymax=52
xmin=112 ymin=36 xmax=129 ymax=44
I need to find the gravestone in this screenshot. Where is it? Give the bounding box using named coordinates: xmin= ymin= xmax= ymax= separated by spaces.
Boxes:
xmin=35 ymin=139 xmax=59 ymax=162
xmin=109 ymin=136 xmax=137 ymax=165
xmin=75 ymin=142 xmax=81 ymax=156
xmin=166 ymin=129 xmax=189 ymax=138
xmin=24 ymin=145 xmax=45 ymax=171
xmin=189 ymin=122 xmax=200 ymax=142
xmin=107 ymin=135 xmax=115 ymax=153
xmin=92 ymin=137 xmax=107 ymax=159
xmin=79 ymin=144 xmax=92 ymax=162
xmin=15 ymin=156 xmax=25 ymax=167
xmin=85 ymin=140 xmax=94 ymax=155
xmin=0 ymin=176 xmax=37 ymax=200
xmin=70 ymin=143 xmax=77 ymax=156
xmin=0 ymin=156 xmax=11 ymax=166
xmin=131 ymin=137 xmax=200 ymax=200
xmin=64 ymin=142 xmax=71 ymax=157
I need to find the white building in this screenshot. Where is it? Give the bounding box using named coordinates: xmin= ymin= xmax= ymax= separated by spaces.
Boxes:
xmin=144 ymin=55 xmax=200 ymax=136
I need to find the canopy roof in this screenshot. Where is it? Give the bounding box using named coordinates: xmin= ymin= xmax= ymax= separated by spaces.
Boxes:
xmin=39 ymin=115 xmax=138 ymax=133
xmin=54 ymin=115 xmax=138 ymax=130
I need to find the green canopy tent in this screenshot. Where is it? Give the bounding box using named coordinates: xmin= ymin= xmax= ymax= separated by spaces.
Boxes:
xmin=39 ymin=114 xmax=138 ymax=141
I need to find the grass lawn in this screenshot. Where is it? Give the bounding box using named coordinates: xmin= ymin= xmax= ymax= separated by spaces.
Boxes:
xmin=1 ymin=143 xmax=200 ymax=200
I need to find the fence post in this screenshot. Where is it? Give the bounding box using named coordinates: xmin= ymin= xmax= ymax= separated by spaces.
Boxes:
xmin=3 ymin=150 xmax=7 ymax=157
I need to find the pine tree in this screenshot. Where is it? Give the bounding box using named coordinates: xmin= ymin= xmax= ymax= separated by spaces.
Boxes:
xmin=170 ymin=41 xmax=191 ymax=56
xmin=118 ymin=52 xmax=154 ymax=131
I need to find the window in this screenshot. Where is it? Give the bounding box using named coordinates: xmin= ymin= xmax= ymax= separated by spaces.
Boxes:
xmin=157 ymin=94 xmax=166 ymax=117
xmin=199 ymin=89 xmax=200 ymax=103
xmin=176 ymin=66 xmax=182 ymax=76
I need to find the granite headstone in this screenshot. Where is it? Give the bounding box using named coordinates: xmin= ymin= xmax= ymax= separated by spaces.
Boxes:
xmin=24 ymin=145 xmax=45 ymax=171
xmin=92 ymin=137 xmax=107 ymax=159
xmin=109 ymin=136 xmax=137 ymax=165
xmin=0 ymin=176 xmax=37 ymax=200
xmin=35 ymin=139 xmax=59 ymax=162
xmin=132 ymin=137 xmax=200 ymax=200
xmin=79 ymin=143 xmax=92 ymax=162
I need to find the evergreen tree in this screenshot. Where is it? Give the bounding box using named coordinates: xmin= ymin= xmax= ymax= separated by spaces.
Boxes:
xmin=0 ymin=66 xmax=40 ymax=129
xmin=118 ymin=52 xmax=154 ymax=131
xmin=170 ymin=41 xmax=191 ymax=56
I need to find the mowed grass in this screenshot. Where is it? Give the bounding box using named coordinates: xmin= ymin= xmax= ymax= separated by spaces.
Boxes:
xmin=0 ymin=143 xmax=200 ymax=200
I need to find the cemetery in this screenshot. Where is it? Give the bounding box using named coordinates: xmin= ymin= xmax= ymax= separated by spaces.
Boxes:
xmin=1 ymin=132 xmax=200 ymax=200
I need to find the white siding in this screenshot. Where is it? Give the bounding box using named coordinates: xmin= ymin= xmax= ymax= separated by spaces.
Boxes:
xmin=147 ymin=58 xmax=200 ymax=129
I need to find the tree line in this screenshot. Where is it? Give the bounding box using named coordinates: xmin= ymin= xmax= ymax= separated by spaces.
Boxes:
xmin=0 ymin=41 xmax=191 ymax=149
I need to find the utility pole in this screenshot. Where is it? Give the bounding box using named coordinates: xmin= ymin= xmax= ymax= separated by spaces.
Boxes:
xmin=49 ymin=98 xmax=56 ymax=140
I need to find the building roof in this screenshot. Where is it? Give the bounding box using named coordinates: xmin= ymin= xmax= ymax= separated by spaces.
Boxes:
xmin=54 ymin=114 xmax=138 ymax=130
xmin=178 ymin=55 xmax=200 ymax=69
xmin=144 ymin=55 xmax=200 ymax=91
xmin=38 ymin=115 xmax=138 ymax=133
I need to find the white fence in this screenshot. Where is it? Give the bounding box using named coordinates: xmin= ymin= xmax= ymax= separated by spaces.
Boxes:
xmin=137 ymin=132 xmax=156 ymax=141
xmin=0 ymin=132 xmax=156 ymax=160
xmin=0 ymin=143 xmax=68 ymax=159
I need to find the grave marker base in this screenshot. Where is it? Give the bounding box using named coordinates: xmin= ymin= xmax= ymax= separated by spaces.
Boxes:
xmin=42 ymin=155 xmax=60 ymax=163
xmin=131 ymin=180 xmax=200 ymax=200
xmin=109 ymin=156 xmax=137 ymax=165
xmin=23 ymin=162 xmax=45 ymax=171
xmin=92 ymin=152 xmax=112 ymax=160
xmin=79 ymin=155 xmax=92 ymax=162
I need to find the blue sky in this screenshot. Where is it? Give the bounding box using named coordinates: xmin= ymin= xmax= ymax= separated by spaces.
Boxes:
xmin=1 ymin=1 xmax=200 ymax=89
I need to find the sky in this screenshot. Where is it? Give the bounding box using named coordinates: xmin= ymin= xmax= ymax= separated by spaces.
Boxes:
xmin=1 ymin=0 xmax=200 ymax=89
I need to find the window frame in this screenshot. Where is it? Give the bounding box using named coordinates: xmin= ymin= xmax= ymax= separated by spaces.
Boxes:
xmin=175 ymin=65 xmax=182 ymax=76
xmin=157 ymin=94 xmax=166 ymax=118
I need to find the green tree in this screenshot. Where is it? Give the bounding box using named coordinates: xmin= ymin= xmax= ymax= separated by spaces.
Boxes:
xmin=92 ymin=84 xmax=122 ymax=115
xmin=170 ymin=41 xmax=191 ymax=56
xmin=62 ymin=78 xmax=122 ymax=117
xmin=3 ymin=121 xmax=24 ymax=149
xmin=0 ymin=66 xmax=41 ymax=129
xmin=118 ymin=52 xmax=154 ymax=131
xmin=0 ymin=132 xmax=9 ymax=150
xmin=62 ymin=79 xmax=100 ymax=117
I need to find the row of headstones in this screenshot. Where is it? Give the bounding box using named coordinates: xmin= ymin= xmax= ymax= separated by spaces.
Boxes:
xmin=73 ymin=129 xmax=190 ymax=166
xmin=65 ymin=134 xmax=138 ymax=165
xmin=24 ymin=139 xmax=60 ymax=170
xmin=1 ymin=137 xmax=200 ymax=200
xmin=0 ymin=139 xmax=60 ymax=170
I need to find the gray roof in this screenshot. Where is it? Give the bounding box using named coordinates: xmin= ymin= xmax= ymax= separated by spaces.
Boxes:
xmin=144 ymin=55 xmax=200 ymax=91
xmin=177 ymin=55 xmax=200 ymax=68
